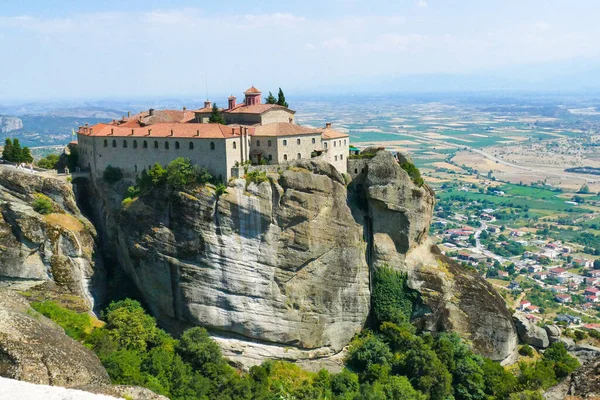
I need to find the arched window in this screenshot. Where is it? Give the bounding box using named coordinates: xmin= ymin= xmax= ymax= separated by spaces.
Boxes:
xmin=175 ymin=141 xmax=180 ymax=149
xmin=312 ymin=138 xmax=315 ymax=144
xmin=297 ymin=153 xmax=301 ymax=160
xmin=123 ymin=140 xmax=128 ymax=148
xmin=283 ymin=154 xmax=288 ymax=160
xmin=268 ymin=154 xmax=272 ymax=161
xmin=355 ymin=168 xmax=358 ymax=173
xmin=340 ymin=154 xmax=344 ymax=160
xmin=257 ymin=140 xmax=261 ymax=147
xmin=268 ymin=140 xmax=272 ymax=147
xmin=233 ymin=141 xmax=237 ymax=149
xmin=297 ymin=139 xmax=301 ymax=145
xmin=143 ymin=141 xmax=148 ymax=148
xmin=133 ymin=140 xmax=138 ymax=148
xmin=324 ymin=142 xmax=328 ymax=149
xmin=189 ymin=142 xmax=194 ymax=150
xmin=283 ymin=140 xmax=287 ymax=146
xmin=134 ymin=165 xmax=138 ymax=172
xmin=344 ymin=139 xmax=347 ymax=145
xmin=334 ymin=141 xmax=337 ymax=147
xmin=165 ymin=141 xmax=169 ymax=149
xmin=335 ymin=155 xmax=338 ymax=161
xmin=112 ymin=140 xmax=117 ymax=148
xmin=154 ymin=141 xmax=158 ymax=149
xmin=104 ymin=139 xmax=108 ymax=147
xmin=210 ymin=142 xmax=215 ymax=150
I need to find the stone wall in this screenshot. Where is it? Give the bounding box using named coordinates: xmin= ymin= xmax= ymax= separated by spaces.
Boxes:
xmin=275 ymin=134 xmax=323 ymax=164
xmin=347 ymin=158 xmax=370 ymax=180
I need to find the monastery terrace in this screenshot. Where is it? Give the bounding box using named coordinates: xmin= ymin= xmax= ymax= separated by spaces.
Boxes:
xmin=76 ymin=86 xmax=349 ymax=181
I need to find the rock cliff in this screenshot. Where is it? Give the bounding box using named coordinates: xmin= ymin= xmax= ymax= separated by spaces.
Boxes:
xmin=0 ymin=116 xmax=23 ymax=133
xmin=0 ymin=168 xmax=104 ymax=310
xmin=85 ymin=150 xmax=517 ymax=366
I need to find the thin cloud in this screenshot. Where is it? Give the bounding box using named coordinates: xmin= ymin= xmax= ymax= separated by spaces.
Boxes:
xmin=417 ymin=0 xmax=428 ymax=8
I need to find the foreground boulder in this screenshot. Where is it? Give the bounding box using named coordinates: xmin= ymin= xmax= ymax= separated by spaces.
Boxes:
xmin=0 ymin=290 xmax=110 ymax=387
xmin=513 ymin=314 xmax=550 ymax=348
xmin=544 ymin=325 xmax=561 ymax=344
xmin=544 ymin=359 xmax=600 ymax=399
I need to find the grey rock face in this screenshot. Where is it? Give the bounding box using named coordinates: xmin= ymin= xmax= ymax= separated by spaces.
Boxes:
xmin=0 ymin=169 xmax=104 ymax=310
xmin=0 ymin=290 xmax=110 ymax=387
xmin=348 ymin=150 xmax=518 ymax=363
xmin=112 ymin=161 xmax=370 ymax=363
xmin=544 ymin=325 xmax=561 ymax=344
xmin=544 ymin=359 xmax=600 ymax=399
xmin=0 ymin=117 xmax=23 ymax=133
xmin=513 ymin=314 xmax=549 ymax=348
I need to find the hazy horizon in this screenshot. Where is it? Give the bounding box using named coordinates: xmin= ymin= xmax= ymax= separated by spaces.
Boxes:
xmin=2 ymin=0 xmax=600 ymax=101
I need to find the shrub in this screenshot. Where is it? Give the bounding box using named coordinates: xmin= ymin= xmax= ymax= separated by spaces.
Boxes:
xmin=346 ymin=331 xmax=392 ymax=373
xmin=246 ymin=169 xmax=269 ymax=185
xmin=102 ymin=299 xmax=159 ymax=352
xmin=121 ymin=198 xmax=134 ymax=207
xmin=32 ymin=193 xmax=54 ymax=215
xmin=31 ymin=301 xmax=92 ymax=341
xmin=519 ymin=344 xmax=535 ymax=357
xmin=215 ymin=183 xmax=228 ymax=196
xmin=103 ymin=165 xmax=123 ymax=183
xmin=166 ymin=157 xmax=196 ymax=189
xmin=372 ymin=266 xmax=418 ymax=326
xmin=176 ymin=327 xmax=223 ymax=370
xmin=401 ymin=162 xmax=425 ymax=187
xmin=37 ymin=154 xmax=60 ymax=170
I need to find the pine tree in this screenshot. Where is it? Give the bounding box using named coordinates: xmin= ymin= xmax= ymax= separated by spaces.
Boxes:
xmin=21 ymin=147 xmax=33 ymax=163
xmin=11 ymin=139 xmax=22 ymax=163
xmin=265 ymin=91 xmax=277 ymax=104
xmin=2 ymin=138 xmax=13 ymax=161
xmin=208 ymin=103 xmax=225 ymax=124
xmin=276 ymin=88 xmax=288 ymax=108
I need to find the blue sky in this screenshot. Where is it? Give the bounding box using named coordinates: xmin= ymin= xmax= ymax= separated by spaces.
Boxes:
xmin=1 ymin=0 xmax=599 ymax=100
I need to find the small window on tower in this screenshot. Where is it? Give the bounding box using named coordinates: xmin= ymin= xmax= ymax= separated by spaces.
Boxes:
xmin=283 ymin=140 xmax=287 ymax=146
xmin=233 ymin=142 xmax=237 ymax=149
xmin=257 ymin=140 xmax=261 ymax=147
xmin=297 ymin=153 xmax=301 ymax=159
xmin=154 ymin=141 xmax=158 ymax=149
xmin=123 ymin=140 xmax=127 ymax=148
xmin=189 ymin=142 xmax=194 ymax=150
xmin=104 ymin=139 xmax=108 ymax=147
xmin=312 ymin=138 xmax=316 ymax=144
xmin=133 ymin=140 xmax=137 ymax=149
xmin=165 ymin=141 xmax=169 ymax=149
xmin=210 ymin=142 xmax=215 ymax=150
xmin=268 ymin=140 xmax=272 ymax=147
xmin=175 ymin=141 xmax=180 ymax=149
xmin=297 ymin=139 xmax=301 ymax=145
xmin=283 ymin=154 xmax=288 ymax=160
xmin=112 ymin=140 xmax=117 ymax=148
xmin=143 ymin=141 xmax=148 ymax=148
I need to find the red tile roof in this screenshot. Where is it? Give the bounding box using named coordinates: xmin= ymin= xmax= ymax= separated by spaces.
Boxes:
xmin=322 ymin=127 xmax=349 ymax=139
xmin=244 ymin=86 xmax=262 ymax=94
xmin=78 ymin=122 xmax=251 ymax=139
xmin=224 ymin=103 xmax=294 ymax=115
xmin=253 ymin=122 xmax=320 ymax=137
xmin=122 ymin=109 xmax=196 ymax=126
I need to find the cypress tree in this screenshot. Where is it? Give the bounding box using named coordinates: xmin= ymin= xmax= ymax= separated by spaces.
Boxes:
xmin=11 ymin=139 xmax=22 ymax=163
xmin=265 ymin=91 xmax=277 ymax=104
xmin=21 ymin=147 xmax=33 ymax=163
xmin=276 ymin=88 xmax=288 ymax=108
xmin=208 ymin=103 xmax=225 ymax=124
xmin=2 ymin=138 xmax=13 ymax=161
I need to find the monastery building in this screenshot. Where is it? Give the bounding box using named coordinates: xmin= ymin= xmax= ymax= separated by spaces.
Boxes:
xmin=77 ymin=86 xmax=349 ymax=181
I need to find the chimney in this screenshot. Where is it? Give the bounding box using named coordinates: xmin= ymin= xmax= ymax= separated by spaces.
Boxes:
xmin=149 ymin=108 xmax=155 ymax=116
xmin=148 ymin=129 xmax=152 ymax=136
xmin=240 ymin=126 xmax=243 ymax=136
xmin=110 ymin=128 xmax=114 ymax=136
xmin=228 ymin=96 xmax=236 ymax=110
xmin=170 ymin=129 xmax=174 ymax=137
xmin=204 ymin=101 xmax=212 ymax=109
xmin=231 ymin=128 xmax=235 ymax=135
xmin=244 ymin=127 xmax=248 ymax=135
xmin=325 ymin=122 xmax=332 ymax=129
xmin=196 ymin=130 xmax=200 ymax=137
xmin=127 ymin=111 xmax=131 ymax=118
xmin=129 ymin=129 xmax=134 ymax=136
xmin=183 ymin=106 xmax=187 ymax=111
xmin=89 ymin=128 xmax=93 ymax=135
xmin=85 ymin=123 xmax=89 ymax=127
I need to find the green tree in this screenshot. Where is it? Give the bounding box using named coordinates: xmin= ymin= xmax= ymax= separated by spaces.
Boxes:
xmin=11 ymin=138 xmax=22 ymax=162
xmin=542 ymin=342 xmax=579 ymax=378
xmin=147 ymin=163 xmax=167 ymax=186
xmin=481 ymin=358 xmax=518 ymax=399
xmin=37 ymin=154 xmax=60 ymax=169
xmin=346 ymin=331 xmax=392 ymax=373
xmin=593 ymin=259 xmax=600 ymax=270
xmin=21 ymin=146 xmax=33 ymax=163
xmin=265 ymin=91 xmax=277 ymax=104
xmin=578 ymin=184 xmax=591 ymax=194
xmin=103 ymin=299 xmax=159 ymax=352
xmin=176 ymin=327 xmax=224 ymax=371
xmin=331 ymin=369 xmax=360 ymax=398
xmin=2 ymin=138 xmax=13 ymax=161
xmin=276 ymin=88 xmax=289 ymax=108
xmin=208 ymin=103 xmax=225 ymax=124
xmin=166 ymin=157 xmax=195 ymax=189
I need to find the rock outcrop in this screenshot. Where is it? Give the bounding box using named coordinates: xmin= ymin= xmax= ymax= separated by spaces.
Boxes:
xmin=0 ymin=290 xmax=110 ymax=387
xmin=544 ymin=359 xmax=600 ymax=400
xmin=348 ymin=150 xmax=518 ymax=362
xmin=544 ymin=325 xmax=561 ymax=344
xmin=0 ymin=168 xmax=104 ymax=310
xmin=513 ymin=314 xmax=550 ymax=348
xmin=80 ymin=150 xmax=518 ymax=366
xmin=0 ymin=116 xmax=23 ymax=133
